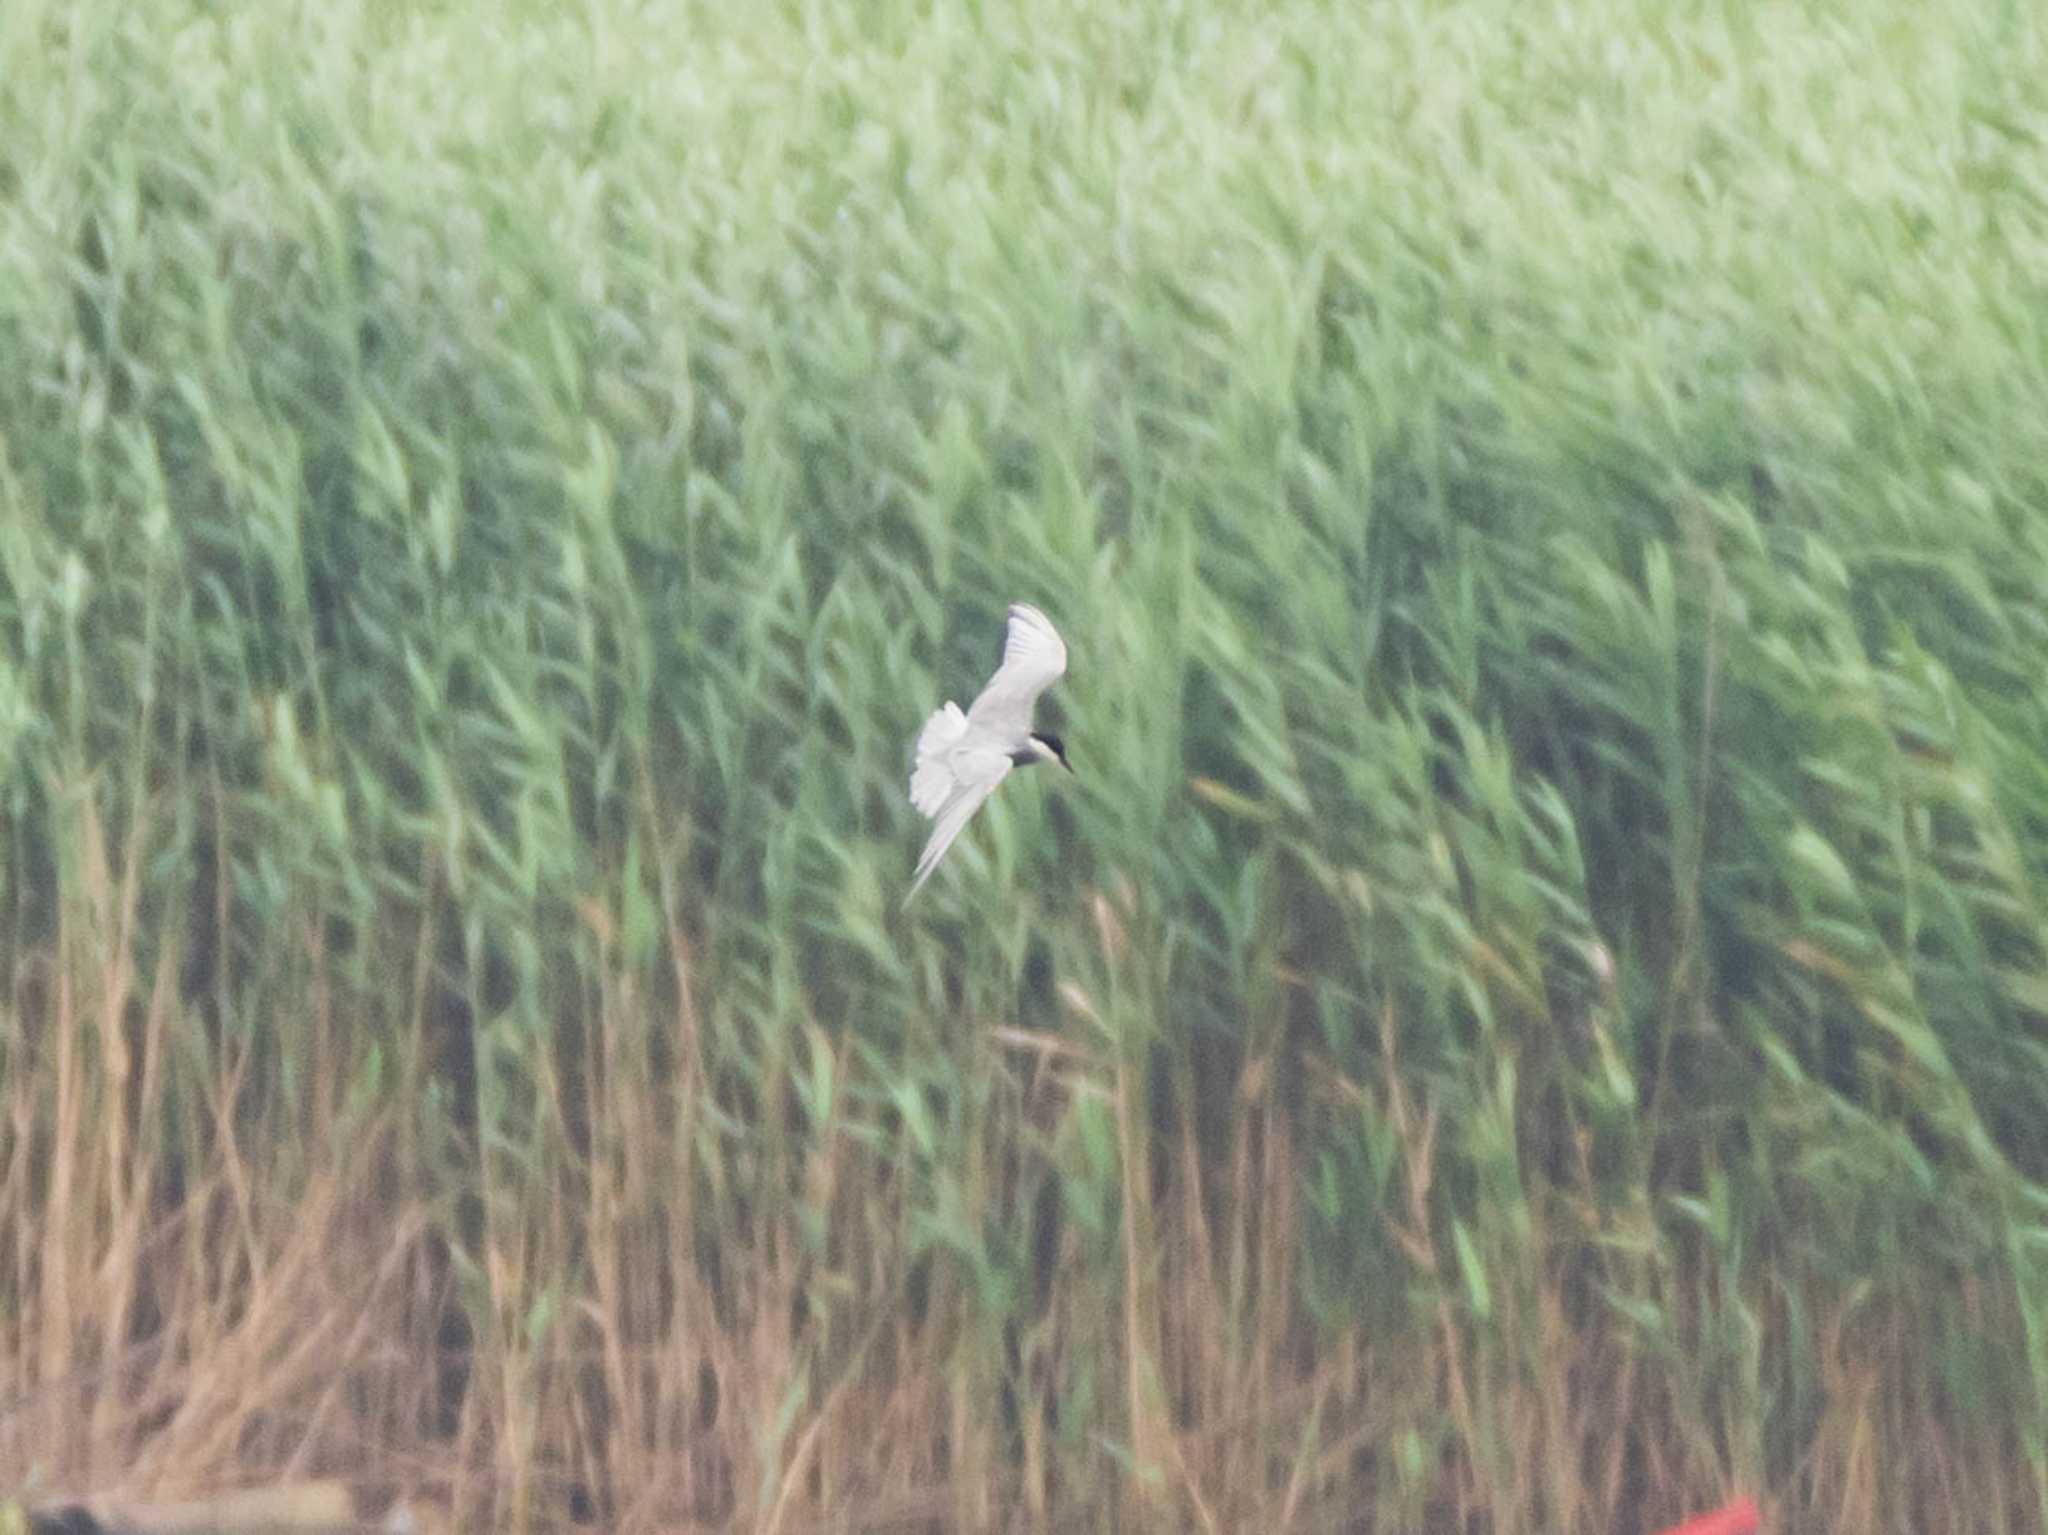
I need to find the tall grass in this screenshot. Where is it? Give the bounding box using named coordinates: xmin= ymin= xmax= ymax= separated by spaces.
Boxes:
xmin=2 ymin=0 xmax=2047 ymax=1527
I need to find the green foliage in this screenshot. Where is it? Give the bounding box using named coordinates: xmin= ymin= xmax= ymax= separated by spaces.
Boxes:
xmin=2 ymin=0 xmax=2047 ymax=1527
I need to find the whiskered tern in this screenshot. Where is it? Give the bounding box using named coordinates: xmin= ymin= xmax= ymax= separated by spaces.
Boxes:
xmin=907 ymin=602 xmax=1071 ymax=900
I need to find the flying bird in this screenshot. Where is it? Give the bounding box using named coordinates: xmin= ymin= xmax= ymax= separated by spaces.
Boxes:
xmin=906 ymin=602 xmax=1072 ymax=900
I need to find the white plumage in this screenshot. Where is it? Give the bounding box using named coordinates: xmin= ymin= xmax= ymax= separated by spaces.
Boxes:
xmin=906 ymin=603 xmax=1070 ymax=900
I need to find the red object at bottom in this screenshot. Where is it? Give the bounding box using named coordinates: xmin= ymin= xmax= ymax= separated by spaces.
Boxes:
xmin=1653 ymin=1498 xmax=1759 ymax=1535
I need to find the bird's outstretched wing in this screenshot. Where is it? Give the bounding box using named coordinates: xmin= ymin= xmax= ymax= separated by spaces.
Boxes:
xmin=907 ymin=746 xmax=1012 ymax=900
xmin=966 ymin=604 xmax=1068 ymax=733
xmin=909 ymin=701 xmax=970 ymax=815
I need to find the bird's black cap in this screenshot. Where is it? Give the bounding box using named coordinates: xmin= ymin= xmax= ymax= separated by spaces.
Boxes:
xmin=1030 ymin=731 xmax=1072 ymax=771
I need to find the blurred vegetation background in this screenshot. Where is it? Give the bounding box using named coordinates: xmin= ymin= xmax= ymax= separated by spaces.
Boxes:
xmin=2 ymin=0 xmax=2047 ymax=1529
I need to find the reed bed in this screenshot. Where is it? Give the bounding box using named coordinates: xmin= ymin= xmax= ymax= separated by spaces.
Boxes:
xmin=2 ymin=0 xmax=2046 ymax=1528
